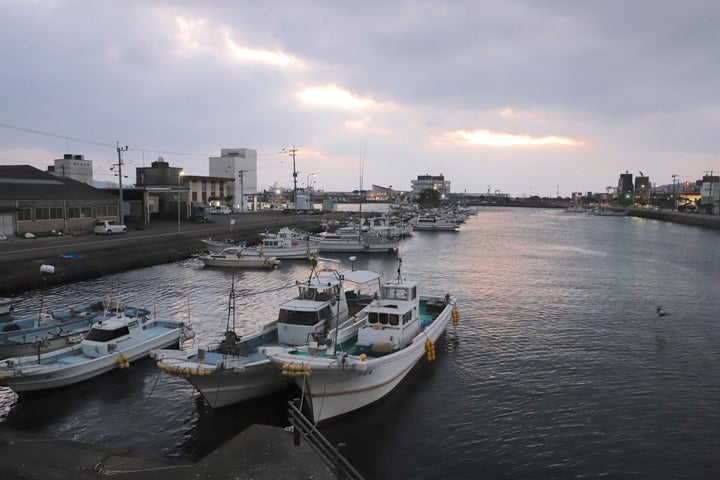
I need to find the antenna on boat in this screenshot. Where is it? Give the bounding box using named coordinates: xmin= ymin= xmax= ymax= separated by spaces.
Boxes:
xmin=226 ymin=276 xmax=237 ymax=332
xmin=348 ymin=256 xmax=357 ymax=271
xmin=38 ymin=264 xmax=55 ymax=315
xmin=396 ymin=257 xmax=403 ymax=284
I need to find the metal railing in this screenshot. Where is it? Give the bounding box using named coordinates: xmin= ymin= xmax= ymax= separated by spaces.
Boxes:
xmin=288 ymin=398 xmax=365 ymax=480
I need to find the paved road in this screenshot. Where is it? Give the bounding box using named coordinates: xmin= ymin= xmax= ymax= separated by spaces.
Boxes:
xmin=0 ymin=213 xmax=328 ymax=296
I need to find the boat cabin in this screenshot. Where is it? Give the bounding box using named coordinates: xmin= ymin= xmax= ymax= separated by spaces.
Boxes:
xmin=355 ymin=280 xmax=420 ymax=356
xmin=82 ymin=317 xmax=141 ymax=358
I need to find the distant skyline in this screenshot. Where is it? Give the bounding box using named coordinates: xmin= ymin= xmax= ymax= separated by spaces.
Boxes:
xmin=1 ymin=1 xmax=719 ymax=197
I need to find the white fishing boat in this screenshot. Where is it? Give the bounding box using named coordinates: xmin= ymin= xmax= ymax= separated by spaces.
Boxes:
xmin=201 ymin=239 xmax=250 ymax=254
xmin=152 ymin=258 xmax=382 ymax=408
xmin=198 ymin=249 xmax=280 ymax=269
xmin=0 ymin=315 xmax=194 ymax=393
xmin=267 ymin=260 xmax=459 ymax=423
xmin=315 ymin=230 xmax=399 ymax=253
xmin=241 ymin=227 xmax=320 ymax=259
xmin=409 ymin=214 xmax=459 ymax=231
xmin=0 ymin=298 xmax=151 ymax=360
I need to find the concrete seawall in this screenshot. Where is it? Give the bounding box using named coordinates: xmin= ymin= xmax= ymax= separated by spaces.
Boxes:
xmin=0 ymin=213 xmax=326 ymax=296
xmin=628 ymin=209 xmax=720 ymax=230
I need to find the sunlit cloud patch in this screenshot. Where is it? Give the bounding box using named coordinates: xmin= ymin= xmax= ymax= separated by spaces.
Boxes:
xmin=441 ymin=128 xmax=584 ymax=147
xmin=298 ymin=85 xmax=375 ymax=109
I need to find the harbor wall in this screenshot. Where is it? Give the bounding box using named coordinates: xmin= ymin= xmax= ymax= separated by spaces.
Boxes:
xmin=0 ymin=213 xmax=325 ymax=296
xmin=628 ymin=209 xmax=720 ymax=230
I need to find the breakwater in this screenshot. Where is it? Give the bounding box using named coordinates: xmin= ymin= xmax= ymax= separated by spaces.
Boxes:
xmin=628 ymin=208 xmax=720 ymax=229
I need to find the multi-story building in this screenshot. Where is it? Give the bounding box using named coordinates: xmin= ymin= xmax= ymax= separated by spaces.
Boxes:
xmin=700 ymin=175 xmax=720 ymax=214
xmin=209 ymin=148 xmax=258 ymax=211
xmin=617 ymin=171 xmax=633 ymax=199
xmin=47 ymin=154 xmax=93 ymax=185
xmin=411 ymin=174 xmax=450 ymax=199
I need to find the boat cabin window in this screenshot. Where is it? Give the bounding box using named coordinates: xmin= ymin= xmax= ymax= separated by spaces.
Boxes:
xmin=389 ymin=314 xmax=399 ymax=326
xmin=368 ymin=312 xmax=378 ymax=324
xmin=278 ymin=309 xmax=319 ymax=326
xmin=383 ymin=286 xmax=413 ymax=301
xmin=85 ymin=326 xmax=130 ymax=342
xmin=403 ymin=311 xmax=412 ymax=324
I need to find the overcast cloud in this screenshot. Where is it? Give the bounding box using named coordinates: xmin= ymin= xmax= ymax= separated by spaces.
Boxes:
xmin=1 ymin=0 xmax=718 ymax=197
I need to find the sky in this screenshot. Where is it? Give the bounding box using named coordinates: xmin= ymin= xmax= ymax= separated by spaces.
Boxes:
xmin=1 ymin=0 xmax=719 ymax=198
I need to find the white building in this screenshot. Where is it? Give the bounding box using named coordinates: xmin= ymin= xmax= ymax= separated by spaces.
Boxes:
xmin=411 ymin=174 xmax=451 ymax=198
xmin=48 ymin=154 xmax=93 ymax=185
xmin=208 ymin=148 xmax=257 ymax=211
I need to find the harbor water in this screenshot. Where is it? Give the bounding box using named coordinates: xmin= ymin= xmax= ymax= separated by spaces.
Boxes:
xmin=2 ymin=208 xmax=720 ymax=479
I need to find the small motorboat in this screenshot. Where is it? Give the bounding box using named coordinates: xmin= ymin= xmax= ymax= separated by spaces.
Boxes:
xmin=198 ymin=248 xmax=280 ymax=269
xmin=0 ymin=314 xmax=194 ymax=393
xmin=0 ymin=298 xmax=150 ymax=359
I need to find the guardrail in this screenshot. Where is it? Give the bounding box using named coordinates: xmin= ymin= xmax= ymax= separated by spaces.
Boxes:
xmin=288 ymin=398 xmax=365 ymax=480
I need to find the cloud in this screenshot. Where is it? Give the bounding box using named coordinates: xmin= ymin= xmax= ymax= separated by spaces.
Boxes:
xmin=439 ymin=128 xmax=584 ymax=147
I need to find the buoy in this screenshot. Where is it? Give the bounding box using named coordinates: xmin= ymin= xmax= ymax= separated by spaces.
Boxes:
xmin=452 ymin=308 xmax=460 ymax=326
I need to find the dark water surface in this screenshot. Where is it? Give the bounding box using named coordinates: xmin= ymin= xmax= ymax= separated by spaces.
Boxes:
xmin=2 ymin=208 xmax=720 ymax=479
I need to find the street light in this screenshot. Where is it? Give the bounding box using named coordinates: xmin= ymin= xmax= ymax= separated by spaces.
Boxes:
xmin=177 ymin=170 xmax=184 ymax=233
xmin=306 ymin=172 xmax=317 ymax=191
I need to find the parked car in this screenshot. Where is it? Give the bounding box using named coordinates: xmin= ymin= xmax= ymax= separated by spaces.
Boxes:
xmin=94 ymin=220 xmax=128 ymax=235
xmin=210 ymin=206 xmax=232 ymax=215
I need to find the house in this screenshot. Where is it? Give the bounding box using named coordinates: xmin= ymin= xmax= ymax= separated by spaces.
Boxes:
xmin=0 ymin=165 xmax=120 ymax=237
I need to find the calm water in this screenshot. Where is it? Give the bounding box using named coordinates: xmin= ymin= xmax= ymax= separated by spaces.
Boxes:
xmin=2 ymin=208 xmax=720 ymax=479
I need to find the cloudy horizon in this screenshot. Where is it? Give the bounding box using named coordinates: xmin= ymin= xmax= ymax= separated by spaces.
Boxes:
xmin=2 ymin=0 xmax=718 ymax=197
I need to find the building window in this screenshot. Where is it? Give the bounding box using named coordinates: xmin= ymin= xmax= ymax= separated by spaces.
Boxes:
xmin=34 ymin=207 xmax=62 ymax=220
xmin=18 ymin=208 xmax=32 ymax=221
xmin=68 ymin=206 xmax=93 ymax=218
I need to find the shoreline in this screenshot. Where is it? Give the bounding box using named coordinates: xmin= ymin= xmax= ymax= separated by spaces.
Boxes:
xmin=0 ymin=213 xmax=326 ymax=297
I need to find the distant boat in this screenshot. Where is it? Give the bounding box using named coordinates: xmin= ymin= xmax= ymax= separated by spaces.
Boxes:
xmin=198 ymin=249 xmax=280 ymax=269
xmin=409 ymin=214 xmax=459 ymax=231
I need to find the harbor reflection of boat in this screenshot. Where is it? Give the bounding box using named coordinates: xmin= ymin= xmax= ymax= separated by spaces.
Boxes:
xmin=0 ymin=298 xmax=151 ymax=360
xmin=0 ymin=314 xmax=194 ymax=393
xmin=198 ymin=249 xmax=281 ymax=269
xmin=267 ymin=259 xmax=459 ymax=423
xmin=152 ymin=257 xmax=382 ymax=409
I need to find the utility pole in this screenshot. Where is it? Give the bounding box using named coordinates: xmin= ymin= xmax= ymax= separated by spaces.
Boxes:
xmin=237 ymin=170 xmax=248 ymax=212
xmin=281 ymin=146 xmax=299 ymax=211
xmin=116 ymin=142 xmax=128 ymax=224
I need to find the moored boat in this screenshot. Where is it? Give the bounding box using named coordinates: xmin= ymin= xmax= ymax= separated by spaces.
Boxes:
xmin=152 ymin=257 xmax=382 ymax=408
xmin=198 ymin=249 xmax=281 ymax=269
xmin=0 ymin=298 xmax=15 ymax=317
xmin=0 ymin=298 xmax=151 ymax=359
xmin=266 ymin=260 xmax=459 ymax=423
xmin=0 ymin=314 xmax=194 ymax=393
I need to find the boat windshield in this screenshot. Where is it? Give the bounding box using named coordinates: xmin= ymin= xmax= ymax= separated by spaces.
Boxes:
xmin=85 ymin=326 xmax=130 ymax=342
xmin=278 ymin=309 xmax=320 ymax=326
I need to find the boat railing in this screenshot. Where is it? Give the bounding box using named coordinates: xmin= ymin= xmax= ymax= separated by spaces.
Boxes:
xmin=288 ymin=398 xmax=365 ymax=480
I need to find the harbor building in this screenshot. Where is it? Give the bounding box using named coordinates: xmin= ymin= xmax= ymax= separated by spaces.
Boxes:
xmin=0 ymin=165 xmax=119 ymax=237
xmin=47 ymin=154 xmax=93 ymax=186
xmin=209 ymin=148 xmax=258 ymax=212
xmin=411 ymin=174 xmax=451 ymax=199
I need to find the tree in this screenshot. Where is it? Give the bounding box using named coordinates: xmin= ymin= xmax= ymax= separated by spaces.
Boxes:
xmin=417 ymin=188 xmax=442 ymax=208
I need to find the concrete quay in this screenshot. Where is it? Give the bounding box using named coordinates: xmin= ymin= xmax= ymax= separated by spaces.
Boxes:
xmin=0 ymin=212 xmax=327 ymax=296
xmin=628 ymin=208 xmax=720 ymax=229
xmin=0 ymin=424 xmax=336 ymax=480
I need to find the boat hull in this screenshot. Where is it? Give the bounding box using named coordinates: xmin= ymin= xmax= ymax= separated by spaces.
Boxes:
xmin=0 ymin=326 xmax=185 ymax=393
xmin=186 ymin=359 xmax=286 ymax=408
xmin=278 ymin=300 xmax=454 ymax=423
